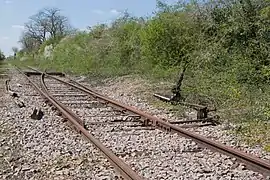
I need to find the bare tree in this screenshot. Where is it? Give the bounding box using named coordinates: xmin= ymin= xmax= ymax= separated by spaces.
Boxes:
xmin=19 ymin=32 xmax=40 ymax=53
xmin=21 ymin=7 xmax=72 ymax=51
xmin=0 ymin=50 xmax=5 ymax=61
xmin=43 ymin=8 xmax=71 ymax=39
xmin=12 ymin=47 xmax=19 ymax=53
xmin=24 ymin=11 xmax=48 ymax=44
xmin=12 ymin=47 xmax=19 ymax=58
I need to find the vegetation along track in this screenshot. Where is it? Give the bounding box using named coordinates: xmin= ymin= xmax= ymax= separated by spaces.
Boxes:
xmin=15 ymin=66 xmax=270 ymax=179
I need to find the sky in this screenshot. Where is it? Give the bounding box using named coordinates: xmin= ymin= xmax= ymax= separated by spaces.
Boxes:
xmin=0 ymin=0 xmax=177 ymax=56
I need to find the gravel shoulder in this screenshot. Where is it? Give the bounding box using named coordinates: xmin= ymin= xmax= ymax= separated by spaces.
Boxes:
xmin=0 ymin=70 xmax=118 ymax=179
xmin=1 ymin=69 xmax=269 ymax=180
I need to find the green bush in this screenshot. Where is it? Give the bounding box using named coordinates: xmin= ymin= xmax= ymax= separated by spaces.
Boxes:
xmin=140 ymin=11 xmax=198 ymax=67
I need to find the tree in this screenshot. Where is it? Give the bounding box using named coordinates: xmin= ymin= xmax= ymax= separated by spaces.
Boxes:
xmin=0 ymin=50 xmax=5 ymax=61
xmin=12 ymin=47 xmax=18 ymax=53
xmin=19 ymin=32 xmax=40 ymax=53
xmin=12 ymin=47 xmax=19 ymax=57
xmin=44 ymin=8 xmax=71 ymax=39
xmin=21 ymin=7 xmax=72 ymax=51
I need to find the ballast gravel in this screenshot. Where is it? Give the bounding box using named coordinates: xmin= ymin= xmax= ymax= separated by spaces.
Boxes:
xmin=41 ymin=76 xmax=268 ymax=179
xmin=1 ymin=69 xmax=269 ymax=180
xmin=0 ymin=70 xmax=120 ymax=179
xmin=78 ymin=75 xmax=269 ymax=179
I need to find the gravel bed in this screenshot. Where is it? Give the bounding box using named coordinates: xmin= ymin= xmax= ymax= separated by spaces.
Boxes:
xmin=93 ymin=127 xmax=264 ymax=179
xmin=68 ymin=76 xmax=270 ymax=179
xmin=38 ymin=76 xmax=267 ymax=179
xmin=88 ymin=77 xmax=270 ymax=160
xmin=11 ymin=73 xmax=268 ymax=179
xmin=0 ymin=70 xmax=120 ymax=180
xmin=82 ymin=112 xmax=265 ymax=179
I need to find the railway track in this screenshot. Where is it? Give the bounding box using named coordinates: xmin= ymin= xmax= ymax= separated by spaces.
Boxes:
xmin=10 ymin=66 xmax=270 ymax=179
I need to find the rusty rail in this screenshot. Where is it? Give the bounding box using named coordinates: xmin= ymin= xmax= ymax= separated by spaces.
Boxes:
xmin=27 ymin=66 xmax=270 ymax=177
xmin=55 ymin=75 xmax=270 ymax=177
xmin=16 ymin=67 xmax=144 ymax=180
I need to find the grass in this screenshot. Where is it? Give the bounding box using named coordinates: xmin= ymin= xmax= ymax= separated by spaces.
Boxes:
xmin=233 ymin=120 xmax=270 ymax=151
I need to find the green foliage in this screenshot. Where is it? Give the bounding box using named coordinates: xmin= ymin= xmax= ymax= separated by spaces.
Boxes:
xmin=50 ymin=33 xmax=93 ymax=73
xmin=110 ymin=15 xmax=143 ymax=66
xmin=234 ymin=119 xmax=270 ymax=151
xmin=199 ymin=0 xmax=270 ymax=85
xmin=39 ymin=35 xmax=65 ymax=53
xmin=140 ymin=11 xmax=198 ymax=67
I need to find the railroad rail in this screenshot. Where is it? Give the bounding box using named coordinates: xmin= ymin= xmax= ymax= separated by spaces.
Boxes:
xmin=16 ymin=67 xmax=144 ymax=180
xmin=16 ymin=66 xmax=270 ymax=178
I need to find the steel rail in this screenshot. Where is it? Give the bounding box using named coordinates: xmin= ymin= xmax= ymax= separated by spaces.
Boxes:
xmin=27 ymin=66 xmax=270 ymax=177
xmin=16 ymin=67 xmax=144 ymax=180
xmin=54 ymin=74 xmax=270 ymax=177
